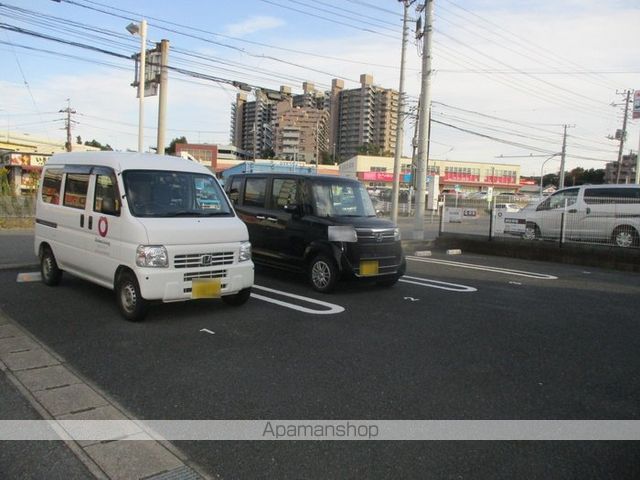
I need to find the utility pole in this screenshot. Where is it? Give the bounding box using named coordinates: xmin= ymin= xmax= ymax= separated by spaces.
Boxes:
xmin=391 ymin=0 xmax=413 ymax=224
xmin=414 ymin=0 xmax=434 ymax=240
xmin=558 ymin=124 xmax=574 ymax=188
xmin=59 ymin=99 xmax=76 ymax=152
xmin=156 ymin=39 xmax=169 ymax=155
xmin=615 ymin=90 xmax=631 ymax=184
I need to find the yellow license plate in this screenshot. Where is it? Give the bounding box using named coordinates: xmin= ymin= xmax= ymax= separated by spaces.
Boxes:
xmin=360 ymin=260 xmax=379 ymax=276
xmin=191 ymin=278 xmax=222 ymax=299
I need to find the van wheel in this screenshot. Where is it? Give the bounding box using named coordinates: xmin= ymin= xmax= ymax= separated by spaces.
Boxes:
xmin=40 ymin=247 xmax=62 ymax=286
xmin=523 ymin=223 xmax=540 ymax=240
xmin=612 ymin=226 xmax=639 ymax=248
xmin=115 ymin=271 xmax=149 ymax=322
xmin=222 ymin=288 xmax=252 ymax=306
xmin=309 ymin=254 xmax=338 ymax=293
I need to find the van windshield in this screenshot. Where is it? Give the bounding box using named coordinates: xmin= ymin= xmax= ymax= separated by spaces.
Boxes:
xmin=123 ymin=170 xmax=233 ymax=217
xmin=312 ymin=181 xmax=376 ymax=217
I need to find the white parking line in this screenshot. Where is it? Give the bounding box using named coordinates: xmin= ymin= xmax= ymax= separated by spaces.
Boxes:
xmin=251 ymin=285 xmax=345 ymax=315
xmin=399 ymin=275 xmax=477 ymax=292
xmin=406 ymin=257 xmax=558 ymax=280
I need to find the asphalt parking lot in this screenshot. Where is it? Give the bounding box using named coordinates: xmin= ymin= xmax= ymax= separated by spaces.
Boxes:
xmin=1 ymin=245 xmax=640 ymax=479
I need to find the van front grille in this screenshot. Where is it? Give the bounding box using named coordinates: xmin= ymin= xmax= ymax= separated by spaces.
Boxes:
xmin=183 ymin=270 xmax=227 ymax=282
xmin=174 ymin=252 xmax=234 ymax=268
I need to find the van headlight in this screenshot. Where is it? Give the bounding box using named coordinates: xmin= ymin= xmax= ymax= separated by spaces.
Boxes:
xmin=136 ymin=245 xmax=169 ymax=268
xmin=394 ymin=228 xmax=401 ymax=241
xmin=239 ymin=241 xmax=251 ymax=262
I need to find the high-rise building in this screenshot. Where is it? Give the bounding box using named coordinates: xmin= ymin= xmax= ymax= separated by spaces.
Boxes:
xmin=332 ymin=74 xmax=398 ymax=161
xmin=230 ymin=74 xmax=399 ymax=163
xmin=274 ymin=100 xmax=330 ymax=163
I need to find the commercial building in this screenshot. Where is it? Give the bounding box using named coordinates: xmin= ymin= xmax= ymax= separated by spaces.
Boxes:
xmin=339 ymin=155 xmax=521 ymax=194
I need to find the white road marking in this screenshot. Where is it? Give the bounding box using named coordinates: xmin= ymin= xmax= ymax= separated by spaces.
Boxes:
xmin=200 ymin=329 xmax=215 ymax=335
xmin=403 ymin=296 xmax=420 ymax=302
xmin=251 ymin=285 xmax=345 ymax=315
xmin=16 ymin=272 xmax=42 ymax=283
xmin=407 ymin=256 xmax=558 ymax=280
xmin=509 ymin=281 xmax=523 ymax=286
xmin=399 ymin=275 xmax=477 ymax=292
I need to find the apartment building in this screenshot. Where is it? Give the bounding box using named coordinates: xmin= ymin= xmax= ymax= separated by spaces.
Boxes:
xmin=604 ymin=153 xmax=639 ymax=184
xmin=230 ymin=74 xmax=399 ymax=164
xmin=274 ymin=101 xmax=330 ymax=163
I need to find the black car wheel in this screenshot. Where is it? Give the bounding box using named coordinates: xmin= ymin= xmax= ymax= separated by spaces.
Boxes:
xmin=309 ymin=254 xmax=338 ymax=293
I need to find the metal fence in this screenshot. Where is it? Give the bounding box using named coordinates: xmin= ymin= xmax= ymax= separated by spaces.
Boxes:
xmin=441 ymin=195 xmax=640 ymax=249
xmin=0 ymin=195 xmax=36 ymax=218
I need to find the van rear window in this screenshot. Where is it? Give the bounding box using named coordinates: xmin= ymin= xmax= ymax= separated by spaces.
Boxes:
xmin=41 ymin=169 xmax=62 ymax=205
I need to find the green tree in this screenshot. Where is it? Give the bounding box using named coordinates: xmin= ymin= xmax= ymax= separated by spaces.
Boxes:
xmin=260 ymin=147 xmax=275 ymax=159
xmin=84 ymin=139 xmax=113 ymax=151
xmin=0 ymin=167 xmax=11 ymax=195
xmin=356 ymin=143 xmax=383 ymax=156
xmin=166 ymin=136 xmax=188 ymax=155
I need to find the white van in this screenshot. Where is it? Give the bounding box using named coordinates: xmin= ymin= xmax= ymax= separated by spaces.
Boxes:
xmin=521 ymin=184 xmax=640 ymax=247
xmin=34 ymin=152 xmax=254 ymax=321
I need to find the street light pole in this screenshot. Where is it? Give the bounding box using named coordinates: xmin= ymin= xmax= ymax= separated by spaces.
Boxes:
xmin=391 ymin=0 xmax=412 ymax=224
xmin=127 ymin=19 xmax=147 ymax=153
xmin=540 ymin=153 xmax=560 ymax=197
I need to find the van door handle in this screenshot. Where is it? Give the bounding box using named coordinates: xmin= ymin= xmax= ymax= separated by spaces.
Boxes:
xmin=80 ymin=214 xmax=84 ymax=228
xmin=256 ymin=215 xmax=266 ymax=220
xmin=88 ymin=216 xmax=93 ymax=230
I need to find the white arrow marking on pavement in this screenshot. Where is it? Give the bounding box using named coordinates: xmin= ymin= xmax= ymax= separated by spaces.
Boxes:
xmin=200 ymin=329 xmax=215 ymax=335
xmin=400 ymin=275 xmax=477 ymax=292
xmin=403 ymin=297 xmax=420 ymax=302
xmin=251 ymin=285 xmax=345 ymax=315
xmin=407 ymin=256 xmax=558 ymax=280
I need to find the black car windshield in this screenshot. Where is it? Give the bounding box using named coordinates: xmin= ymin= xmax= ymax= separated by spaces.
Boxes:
xmin=312 ymin=180 xmax=376 ymax=217
xmin=123 ymin=170 xmax=233 ymax=217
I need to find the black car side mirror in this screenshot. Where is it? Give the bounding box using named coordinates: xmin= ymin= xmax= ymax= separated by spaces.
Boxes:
xmin=283 ymin=203 xmax=300 ymax=214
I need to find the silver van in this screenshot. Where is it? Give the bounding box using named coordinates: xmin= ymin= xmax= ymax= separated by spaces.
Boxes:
xmin=522 ymin=184 xmax=640 ymax=247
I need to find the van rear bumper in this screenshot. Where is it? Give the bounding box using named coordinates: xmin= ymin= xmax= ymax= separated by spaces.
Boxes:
xmin=136 ymin=262 xmax=254 ymax=302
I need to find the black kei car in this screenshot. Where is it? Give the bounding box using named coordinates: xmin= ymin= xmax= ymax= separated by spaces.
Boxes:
xmin=225 ymin=173 xmax=406 ymax=293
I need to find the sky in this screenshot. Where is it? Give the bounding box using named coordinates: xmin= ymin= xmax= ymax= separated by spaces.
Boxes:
xmin=1 ymin=0 xmax=639 ymax=176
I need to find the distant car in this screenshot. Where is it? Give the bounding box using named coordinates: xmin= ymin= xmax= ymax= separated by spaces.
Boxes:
xmin=495 ymin=203 xmax=520 ymax=213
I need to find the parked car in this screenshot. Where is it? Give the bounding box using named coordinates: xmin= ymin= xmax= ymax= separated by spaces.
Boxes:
xmin=494 ymin=203 xmax=520 ymax=213
xmin=34 ymin=152 xmax=254 ymax=321
xmin=521 ymin=184 xmax=640 ymax=247
xmin=225 ymin=173 xmax=406 ymax=292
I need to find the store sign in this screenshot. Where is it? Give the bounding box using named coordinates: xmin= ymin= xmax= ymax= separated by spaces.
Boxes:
xmin=4 ymin=153 xmax=48 ymax=167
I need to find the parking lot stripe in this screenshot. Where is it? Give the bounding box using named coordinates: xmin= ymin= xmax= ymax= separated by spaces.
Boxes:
xmin=251 ymin=285 xmax=345 ymax=315
xmin=399 ymin=276 xmax=477 ymax=292
xmin=406 ymin=257 xmax=558 ymax=280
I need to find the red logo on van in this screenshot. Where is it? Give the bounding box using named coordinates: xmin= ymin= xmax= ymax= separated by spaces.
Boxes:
xmin=98 ymin=216 xmax=109 ymax=237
